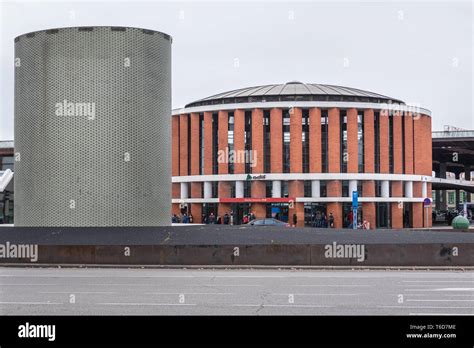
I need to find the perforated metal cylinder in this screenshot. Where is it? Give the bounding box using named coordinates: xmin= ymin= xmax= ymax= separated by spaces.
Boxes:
xmin=14 ymin=26 xmax=172 ymax=226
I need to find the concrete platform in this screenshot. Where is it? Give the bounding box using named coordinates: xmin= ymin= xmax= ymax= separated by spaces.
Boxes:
xmin=0 ymin=225 xmax=473 ymax=245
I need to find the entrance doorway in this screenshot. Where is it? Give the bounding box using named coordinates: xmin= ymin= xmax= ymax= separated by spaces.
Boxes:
xmin=268 ymin=203 xmax=289 ymax=222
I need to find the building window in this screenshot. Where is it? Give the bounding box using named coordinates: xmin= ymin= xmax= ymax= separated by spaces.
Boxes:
xmin=401 ymin=112 xmax=405 ymax=174
xmin=375 ymin=181 xmax=382 ymax=197
xmin=321 ymin=110 xmax=328 ymax=173
xmin=212 ymin=113 xmax=219 ymax=175
xmin=244 ymin=111 xmax=252 ymax=174
xmin=357 ymin=111 xmax=364 ymax=173
xmin=187 ymin=115 xmax=191 ymax=175
xmin=282 ymin=109 xmax=290 ymax=173
xmin=320 ymin=181 xmax=327 ymax=197
xmin=340 ymin=110 xmax=347 ymax=173
xmin=212 ymin=181 xmax=218 ymax=198
xmin=389 ymin=115 xmax=394 ymax=174
xmin=304 ymin=181 xmax=311 ymax=197
xmin=244 ymin=180 xmax=251 ymax=198
xmin=266 ymin=181 xmax=272 ymax=198
xmin=374 ymin=111 xmax=380 ymax=173
xmin=302 ymin=109 xmax=310 ymax=173
xmin=199 ymin=113 xmax=204 ymax=175
xmin=448 ymin=192 xmax=455 ymax=205
xmin=264 ymin=110 xmax=271 ymax=173
xmin=282 ymin=181 xmax=289 ymax=197
xmin=0 ymin=156 xmax=14 ymax=171
xmin=342 ymin=181 xmax=349 ymax=197
xmin=228 ymin=112 xmax=234 ymax=174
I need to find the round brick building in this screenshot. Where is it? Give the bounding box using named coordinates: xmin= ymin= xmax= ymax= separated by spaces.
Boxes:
xmin=172 ymin=81 xmax=432 ymax=228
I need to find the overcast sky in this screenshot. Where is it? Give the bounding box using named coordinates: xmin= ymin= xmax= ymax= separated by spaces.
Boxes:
xmin=0 ymin=0 xmax=472 ymax=140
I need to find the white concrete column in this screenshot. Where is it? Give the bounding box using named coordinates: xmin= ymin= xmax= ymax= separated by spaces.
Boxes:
xmin=235 ymin=181 xmax=244 ymax=198
xmin=349 ymin=180 xmax=358 ymax=196
xmin=381 ymin=180 xmax=390 ymax=198
xmin=311 ymin=180 xmax=320 ymax=198
xmin=204 ymin=181 xmax=212 ymax=199
xmin=405 ymin=181 xmax=413 ymax=198
xmin=422 ymin=181 xmax=428 ymax=198
xmin=272 ymin=180 xmax=281 ymax=198
xmin=180 ymin=182 xmax=189 ymax=199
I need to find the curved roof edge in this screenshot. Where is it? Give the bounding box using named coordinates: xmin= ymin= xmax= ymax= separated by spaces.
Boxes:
xmin=185 ymin=81 xmax=405 ymax=108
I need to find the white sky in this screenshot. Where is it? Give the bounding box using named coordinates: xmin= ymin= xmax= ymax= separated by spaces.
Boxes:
xmin=1 ymin=0 xmax=473 ymax=140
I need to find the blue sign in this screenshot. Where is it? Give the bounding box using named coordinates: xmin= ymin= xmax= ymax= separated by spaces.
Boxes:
xmin=352 ymin=191 xmax=358 ymax=208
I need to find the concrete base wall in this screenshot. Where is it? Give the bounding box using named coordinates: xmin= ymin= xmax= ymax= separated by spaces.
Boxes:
xmin=1 ymin=243 xmax=472 ymax=267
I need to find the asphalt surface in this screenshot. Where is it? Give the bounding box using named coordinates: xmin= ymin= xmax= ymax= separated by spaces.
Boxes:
xmin=0 ymin=225 xmax=473 ymax=245
xmin=0 ymin=267 xmax=473 ymax=315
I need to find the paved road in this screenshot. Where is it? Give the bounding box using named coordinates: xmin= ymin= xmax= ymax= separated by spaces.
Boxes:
xmin=1 ymin=225 xmax=473 ymax=245
xmin=0 ymin=268 xmax=473 ymax=315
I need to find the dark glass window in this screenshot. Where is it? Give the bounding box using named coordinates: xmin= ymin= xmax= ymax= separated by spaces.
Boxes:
xmin=320 ymin=181 xmax=327 ymax=197
xmin=244 ymin=111 xmax=252 ymax=174
xmin=389 ymin=115 xmax=394 ymax=174
xmin=0 ymin=156 xmax=14 ymax=171
xmin=264 ymin=110 xmax=271 ymax=173
xmin=199 ymin=113 xmax=204 ymax=175
xmin=187 ymin=115 xmax=191 ymax=175
xmin=342 ymin=181 xmax=349 ymax=197
xmin=244 ymin=180 xmax=252 ymax=197
xmin=265 ymin=181 xmax=272 ymax=198
xmin=374 ymin=111 xmax=380 ymax=173
xmin=212 ymin=113 xmax=219 ymax=175
xmin=302 ymin=109 xmax=310 ymax=173
xmin=228 ymin=112 xmax=234 ymax=174
xmin=401 ymin=112 xmax=405 ymax=174
xmin=357 ymin=111 xmax=364 ymax=173
xmin=321 ymin=110 xmax=328 ymax=173
xmin=212 ymin=181 xmax=218 ymax=197
xmin=340 ymin=110 xmax=348 ymax=173
xmin=282 ymin=181 xmax=289 ymax=197
xmin=282 ymin=109 xmax=290 ymax=173
xmin=304 ymin=181 xmax=312 ymax=197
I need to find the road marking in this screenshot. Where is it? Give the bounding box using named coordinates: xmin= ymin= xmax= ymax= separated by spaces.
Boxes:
xmin=378 ymin=305 xmax=474 ymax=309
xmin=38 ymin=291 xmax=118 ymax=294
xmin=230 ymin=304 xmax=333 ymax=308
xmin=144 ymin=292 xmax=234 ymax=295
xmin=270 ymin=293 xmax=361 ymax=296
xmin=404 ymin=288 xmax=474 ymax=292
xmin=409 ymin=313 xmax=474 ymax=316
xmin=98 ymin=302 xmax=196 ymax=306
xmin=407 ymin=299 xmax=474 ymax=302
xmin=403 ymin=281 xmax=474 ymax=283
xmin=295 ymin=284 xmax=370 ymax=287
xmin=0 ymin=301 xmax=62 ymax=305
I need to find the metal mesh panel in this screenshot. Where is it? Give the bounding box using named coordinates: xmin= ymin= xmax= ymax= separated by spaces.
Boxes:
xmin=14 ymin=27 xmax=171 ymax=226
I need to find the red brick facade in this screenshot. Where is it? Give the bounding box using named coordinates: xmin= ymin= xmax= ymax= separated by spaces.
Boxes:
xmin=171 ymin=105 xmax=432 ymax=229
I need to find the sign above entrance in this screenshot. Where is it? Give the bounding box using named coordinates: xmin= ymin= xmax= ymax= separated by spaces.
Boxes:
xmin=246 ymin=174 xmax=266 ymax=181
xmin=220 ymin=197 xmax=295 ymax=204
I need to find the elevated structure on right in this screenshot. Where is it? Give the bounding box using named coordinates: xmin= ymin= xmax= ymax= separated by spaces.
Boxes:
xmin=432 ymin=130 xmax=474 ymax=211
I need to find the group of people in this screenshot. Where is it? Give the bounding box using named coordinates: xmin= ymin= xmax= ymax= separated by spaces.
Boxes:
xmin=310 ymin=211 xmax=335 ymax=228
xmin=171 ymin=213 xmax=194 ymax=223
xmin=202 ymin=211 xmax=241 ymax=225
xmin=172 ymin=211 xmax=258 ymax=225
xmin=311 ymin=211 xmax=370 ymax=229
